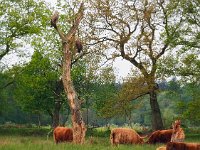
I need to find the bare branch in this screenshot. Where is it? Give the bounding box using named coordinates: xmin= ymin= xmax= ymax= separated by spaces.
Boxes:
xmin=66 ymin=3 xmax=84 ymax=40
xmin=51 ymin=11 xmax=66 ymax=42
xmin=71 ymin=51 xmax=90 ymax=66
xmin=0 ymin=80 xmax=14 ymax=89
xmin=156 ymin=44 xmax=168 ymax=59
xmin=0 ymin=42 xmax=10 ymax=61
xmin=87 ymin=37 xmax=119 ymax=46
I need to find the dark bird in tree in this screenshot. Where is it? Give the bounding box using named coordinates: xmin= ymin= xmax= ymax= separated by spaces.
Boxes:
xmin=51 ymin=11 xmax=59 ymax=29
xmin=75 ymin=39 xmax=83 ymax=53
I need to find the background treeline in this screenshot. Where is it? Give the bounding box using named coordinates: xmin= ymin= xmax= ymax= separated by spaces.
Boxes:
xmin=1 ymin=64 xmax=199 ymax=128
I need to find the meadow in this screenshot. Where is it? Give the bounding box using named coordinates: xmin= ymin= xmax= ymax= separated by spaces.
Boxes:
xmin=0 ymin=126 xmax=200 ymax=150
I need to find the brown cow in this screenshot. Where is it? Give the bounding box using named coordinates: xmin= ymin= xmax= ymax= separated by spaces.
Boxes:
xmin=147 ymin=120 xmax=185 ymax=144
xmin=53 ymin=126 xmax=73 ymax=144
xmin=146 ymin=129 xmax=173 ymax=144
xmin=156 ymin=146 xmax=166 ymax=150
xmin=171 ymin=120 xmax=185 ymax=142
xmin=110 ymin=128 xmax=146 ymax=146
xmin=166 ymin=142 xmax=200 ymax=150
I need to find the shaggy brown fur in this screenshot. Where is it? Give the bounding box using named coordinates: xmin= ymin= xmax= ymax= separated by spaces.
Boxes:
xmin=171 ymin=120 xmax=185 ymax=142
xmin=51 ymin=11 xmax=59 ymax=29
xmin=147 ymin=120 xmax=185 ymax=144
xmin=53 ymin=126 xmax=73 ymax=144
xmin=75 ymin=39 xmax=83 ymax=53
xmin=146 ymin=129 xmax=173 ymax=144
xmin=156 ymin=146 xmax=166 ymax=150
xmin=166 ymin=142 xmax=200 ymax=150
xmin=110 ymin=128 xmax=146 ymax=146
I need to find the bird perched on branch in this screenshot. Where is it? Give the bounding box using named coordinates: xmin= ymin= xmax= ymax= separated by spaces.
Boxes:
xmin=51 ymin=11 xmax=59 ymax=29
xmin=75 ymin=38 xmax=83 ymax=53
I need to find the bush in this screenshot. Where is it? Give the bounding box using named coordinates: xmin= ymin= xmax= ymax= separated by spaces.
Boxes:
xmin=0 ymin=125 xmax=50 ymax=136
xmin=86 ymin=127 xmax=111 ymax=138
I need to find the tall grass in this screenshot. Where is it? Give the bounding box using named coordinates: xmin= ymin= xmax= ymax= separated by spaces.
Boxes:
xmin=0 ymin=135 xmax=159 ymax=150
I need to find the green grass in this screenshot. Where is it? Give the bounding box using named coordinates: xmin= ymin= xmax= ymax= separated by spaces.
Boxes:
xmin=0 ymin=127 xmax=199 ymax=150
xmin=0 ymin=135 xmax=160 ymax=150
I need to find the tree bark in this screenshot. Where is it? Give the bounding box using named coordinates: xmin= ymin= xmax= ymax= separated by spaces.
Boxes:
xmin=51 ymin=3 xmax=86 ymax=144
xmin=53 ymin=80 xmax=64 ymax=128
xmin=149 ymin=90 xmax=164 ymax=130
xmin=53 ymin=99 xmax=62 ymax=128
xmin=146 ymin=76 xmax=163 ymax=130
xmin=62 ymin=42 xmax=86 ymax=144
xmin=37 ymin=114 xmax=41 ymax=128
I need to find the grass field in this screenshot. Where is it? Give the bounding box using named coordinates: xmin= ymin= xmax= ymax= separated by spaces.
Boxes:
xmin=0 ymin=127 xmax=199 ymax=150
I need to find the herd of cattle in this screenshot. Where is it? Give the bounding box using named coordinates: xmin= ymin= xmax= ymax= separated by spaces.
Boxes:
xmin=53 ymin=120 xmax=200 ymax=150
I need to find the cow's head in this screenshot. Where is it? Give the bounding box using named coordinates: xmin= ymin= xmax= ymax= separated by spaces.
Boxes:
xmin=172 ymin=120 xmax=181 ymax=131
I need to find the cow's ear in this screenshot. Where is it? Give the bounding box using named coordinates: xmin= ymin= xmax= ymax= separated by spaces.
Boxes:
xmin=172 ymin=123 xmax=174 ymax=128
xmin=178 ymin=120 xmax=181 ymax=125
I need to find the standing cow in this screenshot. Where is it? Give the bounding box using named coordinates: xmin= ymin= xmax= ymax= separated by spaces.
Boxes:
xmin=110 ymin=128 xmax=146 ymax=146
xmin=53 ymin=126 xmax=73 ymax=144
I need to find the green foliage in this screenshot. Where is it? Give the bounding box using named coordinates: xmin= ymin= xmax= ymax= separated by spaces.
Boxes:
xmin=177 ymin=54 xmax=200 ymax=83
xmin=158 ymin=79 xmax=200 ymax=126
xmin=14 ymin=50 xmax=61 ymax=115
xmin=176 ymin=84 xmax=200 ymax=125
xmin=0 ymin=0 xmax=50 ymax=60
xmin=99 ymin=76 xmax=148 ymax=119
xmin=0 ymin=126 xmax=49 ymax=136
xmin=0 ymin=73 xmax=11 ymax=115
xmin=86 ymin=127 xmax=111 ymax=138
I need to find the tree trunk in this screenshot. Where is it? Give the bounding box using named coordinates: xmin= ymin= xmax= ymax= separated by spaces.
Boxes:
xmin=86 ymin=107 xmax=89 ymax=126
xmin=53 ymin=99 xmax=62 ymax=128
xmin=53 ymin=80 xmax=63 ymax=128
xmin=37 ymin=114 xmax=41 ymax=128
xmin=62 ymin=43 xmax=86 ymax=144
xmin=149 ymin=90 xmax=164 ymax=130
xmin=47 ymin=110 xmax=54 ymax=128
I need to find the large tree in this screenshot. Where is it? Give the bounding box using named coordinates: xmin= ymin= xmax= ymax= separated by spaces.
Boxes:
xmin=82 ymin=0 xmax=191 ymax=130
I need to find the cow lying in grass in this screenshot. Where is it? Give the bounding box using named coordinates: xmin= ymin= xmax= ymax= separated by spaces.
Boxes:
xmin=156 ymin=146 xmax=167 ymax=150
xmin=146 ymin=129 xmax=173 ymax=144
xmin=110 ymin=128 xmax=146 ymax=146
xmin=147 ymin=119 xmax=185 ymax=144
xmin=53 ymin=126 xmax=73 ymax=144
xmin=166 ymin=142 xmax=200 ymax=150
xmin=156 ymin=119 xmax=186 ymax=150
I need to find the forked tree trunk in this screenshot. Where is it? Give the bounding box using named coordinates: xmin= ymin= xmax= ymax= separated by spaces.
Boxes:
xmin=62 ymin=43 xmax=86 ymax=144
xmin=51 ymin=3 xmax=86 ymax=144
